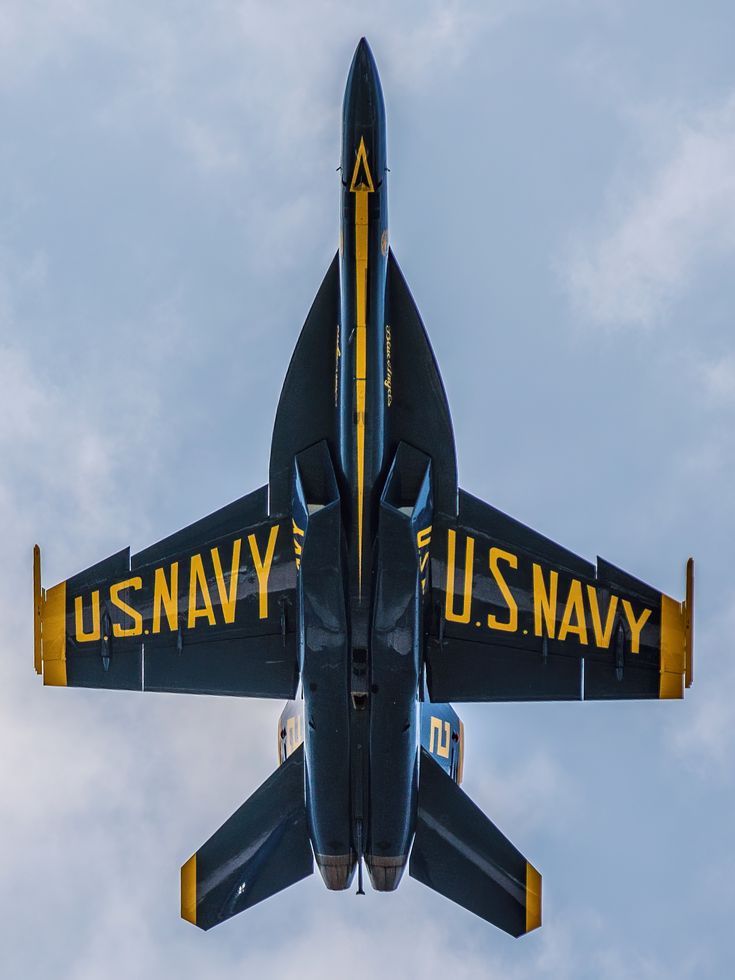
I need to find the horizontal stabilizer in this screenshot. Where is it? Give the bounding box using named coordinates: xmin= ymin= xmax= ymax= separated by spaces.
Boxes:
xmin=181 ymin=744 xmax=312 ymax=930
xmin=410 ymin=748 xmax=541 ymax=936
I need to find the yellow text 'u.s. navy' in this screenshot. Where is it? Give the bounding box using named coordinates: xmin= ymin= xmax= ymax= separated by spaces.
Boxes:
xmin=441 ymin=528 xmax=656 ymax=655
xmin=72 ymin=523 xmax=282 ymax=643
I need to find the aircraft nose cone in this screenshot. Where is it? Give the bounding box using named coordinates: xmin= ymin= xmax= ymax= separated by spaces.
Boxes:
xmin=345 ymin=37 xmax=382 ymax=115
xmin=352 ymin=36 xmax=377 ymax=79
xmin=342 ymin=37 xmax=386 ymax=177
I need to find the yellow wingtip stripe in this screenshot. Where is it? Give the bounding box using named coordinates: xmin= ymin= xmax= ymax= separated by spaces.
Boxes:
xmin=659 ymin=592 xmax=685 ymax=700
xmin=659 ymin=557 xmax=694 ymax=701
xmin=525 ymin=862 xmax=542 ymax=933
xmin=41 ymin=580 xmax=67 ymax=687
xmin=181 ymin=854 xmax=197 ymax=925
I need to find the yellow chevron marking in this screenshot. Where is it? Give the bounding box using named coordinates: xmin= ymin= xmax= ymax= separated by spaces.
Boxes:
xmin=350 ymin=137 xmax=374 ymax=598
xmin=349 ymin=136 xmax=375 ymax=194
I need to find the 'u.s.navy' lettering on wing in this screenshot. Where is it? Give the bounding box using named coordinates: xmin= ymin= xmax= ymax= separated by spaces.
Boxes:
xmin=71 ymin=523 xmax=283 ymax=642
xmin=441 ymin=528 xmax=657 ymax=654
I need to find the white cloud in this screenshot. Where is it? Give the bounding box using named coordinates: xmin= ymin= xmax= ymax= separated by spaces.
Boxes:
xmin=1 ymin=1 xmax=520 ymax=178
xmin=0 ymin=0 xmax=107 ymax=89
xmin=470 ymin=747 xmax=580 ymax=840
xmin=380 ymin=1 xmax=507 ymax=87
xmin=669 ymin=596 xmax=735 ymax=779
xmin=698 ymin=352 xmax=735 ymax=404
xmin=562 ymin=94 xmax=735 ymax=328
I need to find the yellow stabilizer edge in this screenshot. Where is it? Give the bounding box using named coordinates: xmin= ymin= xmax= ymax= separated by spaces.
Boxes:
xmin=181 ymin=854 xmax=197 ymax=926
xmin=33 ymin=545 xmax=43 ymax=675
xmin=659 ymin=559 xmax=694 ymax=700
xmin=525 ymin=862 xmax=542 ymax=933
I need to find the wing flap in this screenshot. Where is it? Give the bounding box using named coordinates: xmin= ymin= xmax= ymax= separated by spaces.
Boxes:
xmin=428 ymin=634 xmax=583 ymax=702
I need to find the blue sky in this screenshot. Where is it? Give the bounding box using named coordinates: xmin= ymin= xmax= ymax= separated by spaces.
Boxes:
xmin=2 ymin=2 xmax=734 ymax=977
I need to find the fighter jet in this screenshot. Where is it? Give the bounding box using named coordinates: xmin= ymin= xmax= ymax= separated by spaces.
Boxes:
xmin=33 ymin=38 xmax=694 ymax=936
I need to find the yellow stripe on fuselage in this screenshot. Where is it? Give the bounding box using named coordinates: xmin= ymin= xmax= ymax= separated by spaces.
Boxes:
xmin=350 ymin=137 xmax=374 ymax=598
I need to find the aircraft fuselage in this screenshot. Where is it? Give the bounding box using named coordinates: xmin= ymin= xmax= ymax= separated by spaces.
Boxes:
xmin=298 ymin=39 xmax=421 ymax=892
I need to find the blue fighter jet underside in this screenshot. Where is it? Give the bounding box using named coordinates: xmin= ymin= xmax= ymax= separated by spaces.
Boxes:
xmin=34 ymin=39 xmax=694 ymax=937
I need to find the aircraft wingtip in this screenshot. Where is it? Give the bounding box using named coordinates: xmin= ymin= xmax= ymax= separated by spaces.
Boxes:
xmin=181 ymin=854 xmax=198 ymax=926
xmin=525 ymin=862 xmax=542 ymax=933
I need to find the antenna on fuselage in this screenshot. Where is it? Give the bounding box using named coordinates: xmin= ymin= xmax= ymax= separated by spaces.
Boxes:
xmin=356 ymin=819 xmax=365 ymax=896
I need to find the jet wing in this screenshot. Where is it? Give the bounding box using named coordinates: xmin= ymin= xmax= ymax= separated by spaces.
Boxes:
xmin=426 ymin=490 xmax=693 ymax=702
xmin=34 ymin=486 xmax=299 ymax=698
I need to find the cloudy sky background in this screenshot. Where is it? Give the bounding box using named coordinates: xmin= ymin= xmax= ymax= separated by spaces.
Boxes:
xmin=2 ymin=1 xmax=734 ymax=976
